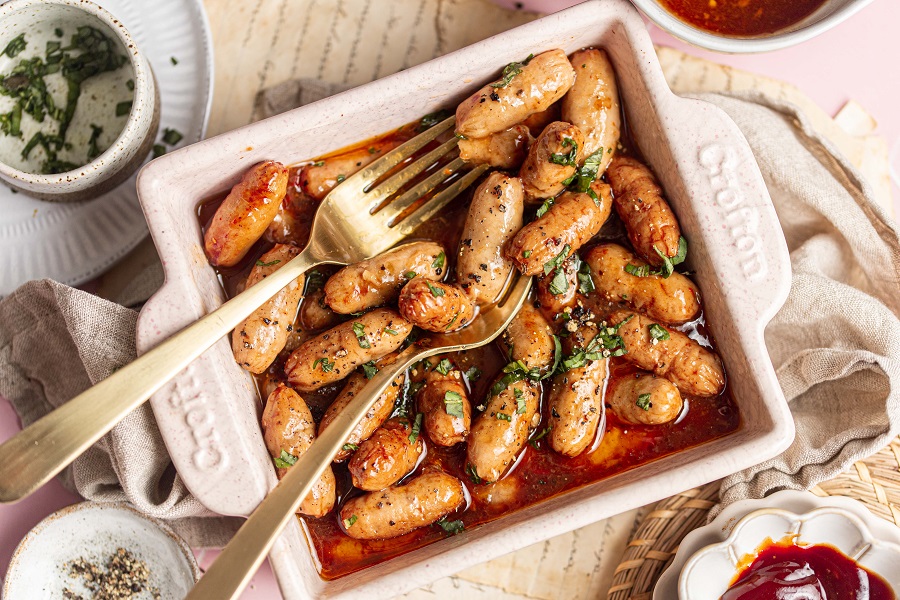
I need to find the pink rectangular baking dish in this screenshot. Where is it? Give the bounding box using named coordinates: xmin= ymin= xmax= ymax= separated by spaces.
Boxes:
xmin=134 ymin=1 xmax=793 ymax=597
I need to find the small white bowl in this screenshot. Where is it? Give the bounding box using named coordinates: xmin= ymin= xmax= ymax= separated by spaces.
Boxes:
xmin=0 ymin=0 xmax=159 ymax=202
xmin=679 ymin=505 xmax=900 ymax=598
xmin=2 ymin=501 xmax=200 ymax=600
xmin=631 ymin=0 xmax=876 ymax=53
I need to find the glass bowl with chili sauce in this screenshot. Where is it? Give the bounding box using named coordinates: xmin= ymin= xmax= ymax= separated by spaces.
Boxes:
xmin=679 ymin=506 xmax=900 ymax=599
xmin=628 ymin=0 xmax=875 ymax=53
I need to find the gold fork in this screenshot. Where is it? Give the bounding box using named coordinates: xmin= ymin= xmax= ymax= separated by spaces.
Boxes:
xmin=0 ymin=116 xmax=488 ymax=504
xmin=186 ymin=272 xmax=532 ymax=600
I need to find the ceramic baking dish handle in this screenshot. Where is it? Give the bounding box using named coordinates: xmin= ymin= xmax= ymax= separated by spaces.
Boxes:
xmin=663 ymin=96 xmax=791 ymax=328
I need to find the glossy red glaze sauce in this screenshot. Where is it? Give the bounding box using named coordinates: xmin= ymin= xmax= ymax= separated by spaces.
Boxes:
xmin=199 ymin=118 xmax=741 ymax=580
xmin=657 ymin=0 xmax=827 ymax=37
xmin=722 ymin=542 xmax=895 ymax=600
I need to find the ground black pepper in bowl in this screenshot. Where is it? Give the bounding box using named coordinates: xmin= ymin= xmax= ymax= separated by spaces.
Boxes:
xmin=63 ymin=548 xmax=161 ymax=600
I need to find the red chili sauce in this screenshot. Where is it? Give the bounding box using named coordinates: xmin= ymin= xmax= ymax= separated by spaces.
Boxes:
xmin=199 ymin=119 xmax=741 ymax=580
xmin=722 ymin=542 xmax=896 ymax=600
xmin=657 ymin=0 xmax=828 ymax=37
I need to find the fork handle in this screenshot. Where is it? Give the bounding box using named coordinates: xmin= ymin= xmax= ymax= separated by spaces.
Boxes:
xmin=0 ymin=247 xmax=324 ymax=504
xmin=185 ymin=345 xmax=435 ymax=600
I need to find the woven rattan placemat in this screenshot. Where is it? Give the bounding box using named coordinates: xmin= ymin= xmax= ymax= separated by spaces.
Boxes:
xmin=608 ymin=434 xmax=900 ymax=599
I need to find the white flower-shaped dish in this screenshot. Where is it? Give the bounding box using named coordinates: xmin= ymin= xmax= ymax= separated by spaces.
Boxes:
xmin=654 ymin=491 xmax=900 ymax=599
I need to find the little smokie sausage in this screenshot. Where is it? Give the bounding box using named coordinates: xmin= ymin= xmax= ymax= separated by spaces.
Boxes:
xmin=285 ymin=309 xmax=412 ymax=391
xmin=418 ymin=367 xmax=471 ymax=447
xmin=325 ymin=241 xmax=446 ymax=314
xmin=455 ymin=49 xmax=576 ymax=139
xmin=299 ymin=288 xmax=345 ymax=332
xmin=609 ymin=310 xmax=725 ymax=397
xmin=458 ymin=125 xmax=532 ymax=170
xmin=232 ymin=244 xmax=304 ymax=374
xmin=204 ymin=160 xmax=288 ymax=267
xmin=520 ymin=121 xmax=584 ymax=203
xmin=398 ymin=279 xmax=476 ymax=332
xmin=319 ymin=368 xmax=404 ymax=462
xmin=608 ymin=371 xmax=683 ymax=425
xmin=584 ymin=243 xmax=700 ymax=325
xmin=535 ymin=256 xmax=579 ymax=319
xmin=340 ymin=470 xmax=465 ymax=540
xmin=456 ymin=173 xmax=525 ymax=305
xmin=348 ymin=416 xmax=424 ymax=492
xmin=548 ymin=327 xmax=608 ymax=457
xmin=506 ymin=180 xmax=613 ymax=276
xmin=261 ymin=385 xmax=336 ymax=517
xmin=499 ymin=300 xmax=556 ymax=371
xmin=296 ymin=135 xmax=408 ymax=201
xmin=606 ymin=155 xmax=682 ymax=266
xmin=561 ymin=49 xmax=620 ymax=171
xmin=466 ymin=379 xmax=540 ymax=483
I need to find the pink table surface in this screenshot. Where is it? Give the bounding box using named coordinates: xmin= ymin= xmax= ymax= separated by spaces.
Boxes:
xmin=1 ymin=1 xmax=898 ymax=598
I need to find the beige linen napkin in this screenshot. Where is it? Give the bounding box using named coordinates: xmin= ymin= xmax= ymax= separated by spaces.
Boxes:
xmin=0 ymin=87 xmax=898 ymax=543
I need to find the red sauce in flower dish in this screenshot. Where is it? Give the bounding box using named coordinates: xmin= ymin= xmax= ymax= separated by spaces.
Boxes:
xmin=656 ymin=0 xmax=828 ymax=37
xmin=721 ymin=541 xmax=896 ymax=600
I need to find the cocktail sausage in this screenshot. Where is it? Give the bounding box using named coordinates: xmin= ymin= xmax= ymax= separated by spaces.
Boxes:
xmin=561 ymin=49 xmax=620 ymax=171
xmin=398 ymin=279 xmax=476 ymax=332
xmin=348 ymin=417 xmax=424 ymax=491
xmin=608 ymin=372 xmax=683 ymax=425
xmin=520 ymin=121 xmax=584 ymax=203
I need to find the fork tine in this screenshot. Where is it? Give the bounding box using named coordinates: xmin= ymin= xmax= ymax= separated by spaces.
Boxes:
xmin=344 ymin=116 xmax=456 ymax=190
xmin=390 ymin=163 xmax=490 ymax=234
xmin=378 ymin=156 xmax=468 ymax=224
xmin=364 ymin=137 xmax=460 ymax=211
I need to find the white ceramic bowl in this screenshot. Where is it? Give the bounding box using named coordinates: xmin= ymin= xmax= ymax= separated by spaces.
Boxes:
xmin=631 ymin=0 xmax=876 ymax=53
xmin=679 ymin=503 xmax=900 ymax=598
xmin=2 ymin=501 xmax=200 ymax=600
xmin=134 ymin=0 xmax=793 ymax=598
xmin=0 ymin=0 xmax=159 ymax=202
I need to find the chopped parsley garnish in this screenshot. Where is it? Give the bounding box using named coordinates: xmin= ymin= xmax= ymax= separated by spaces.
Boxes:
xmin=543 ymin=244 xmax=571 ymax=276
xmin=418 ymin=109 xmax=451 ymax=131
xmin=404 ymin=270 xmax=417 ymax=279
xmin=437 ymin=517 xmax=465 ymax=535
xmin=560 ymin=317 xmax=631 ymax=371
xmin=384 ymin=327 xmax=400 ymax=336
xmin=87 ymin=124 xmax=103 ymax=160
xmin=465 ymin=366 xmax=482 ymax=382
xmin=535 ymin=198 xmax=553 ymax=218
xmin=435 ymin=358 xmax=453 ymax=375
xmin=162 ymin=128 xmax=183 ymax=145
xmin=496 ymin=412 xmax=512 ymax=421
xmin=515 ymin=389 xmax=527 ymax=414
xmin=361 ymin=361 xmax=378 ymax=379
xmin=624 ymin=263 xmax=651 ymax=277
xmin=548 ymin=264 xmax=569 ymax=296
xmin=649 ymin=323 xmax=670 ymax=341
xmin=313 ymin=160 xmax=325 ymax=167
xmin=408 ymin=412 xmax=423 ymax=442
xmin=626 ymin=237 xmax=688 ymax=279
xmin=343 ymin=515 xmax=358 ymax=528
xmin=577 ymin=260 xmax=595 ymax=294
xmin=170 ymin=56 xmax=179 ymax=65
xmin=490 ymin=53 xmax=533 ymax=88
xmin=126 ymin=78 xmax=134 ymax=91
xmin=303 ymin=269 xmax=326 ymax=295
xmin=426 ymin=282 xmax=445 ymax=297
xmin=336 ymin=174 xmax=346 ymax=183
xmin=342 ymin=443 xmax=359 ymax=452
xmin=636 ymin=394 xmax=652 ymax=411
xmin=273 ymin=449 xmax=297 ymax=469
xmin=152 ymin=144 xmax=166 ymax=158
xmin=549 ymin=137 xmax=578 ymax=166
xmin=432 ymin=251 xmax=445 ymax=271
xmin=54 ymin=28 xmax=64 ymax=38
xmin=115 ymin=101 xmax=132 ymax=117
xmin=529 ymin=426 xmax=552 ymax=448
xmin=352 ymin=322 xmax=371 ymax=348
xmin=466 ymin=464 xmax=483 ymax=484
xmin=313 ymin=357 xmax=334 ymax=373
xmin=444 ymin=390 xmax=464 ymax=418
xmin=2 ymin=34 xmax=26 ymax=58
xmin=522 ymin=250 xmax=532 ymax=259
xmin=255 ymin=258 xmax=281 ymax=267
xmin=563 ymin=148 xmax=604 ymax=201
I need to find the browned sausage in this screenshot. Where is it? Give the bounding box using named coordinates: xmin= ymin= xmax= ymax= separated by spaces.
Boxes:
xmin=499 ymin=300 xmax=556 ymax=371
xmin=608 ymin=371 xmax=683 ymax=425
xmin=298 ymin=288 xmax=344 ymax=332
xmin=297 ymin=135 xmax=407 ymax=201
xmin=607 ymin=156 xmax=682 ymax=266
xmin=325 ymin=242 xmax=446 ymax=314
xmin=398 ymin=279 xmax=477 ymax=332
xmin=319 ymin=367 xmax=404 ymax=462
xmin=284 ymin=309 xmax=412 ymax=391
xmin=232 ymin=244 xmax=304 ymax=374
xmin=339 ymin=470 xmax=465 ymax=540
xmin=584 ymin=243 xmax=700 ymax=325
xmin=609 ymin=310 xmax=725 ymax=397
xmin=561 ymin=49 xmax=620 ymax=170
xmin=535 ymin=256 xmax=579 ymax=320
xmin=506 ymin=180 xmax=613 ymax=276
xmin=417 ymin=367 xmax=471 ymax=447
xmin=456 ymin=172 xmax=525 ymax=305
xmin=348 ymin=416 xmax=424 ymax=491
xmin=548 ymin=350 xmax=607 ymax=457
xmin=458 ymin=125 xmax=532 ymax=170
xmin=261 ymin=385 xmax=335 ymax=517
xmin=204 ymin=161 xmax=288 ymax=267
xmin=466 ymin=379 xmax=540 ymax=483
xmin=520 ymin=103 xmax=561 ymax=137
xmin=520 ymin=121 xmax=585 ymax=203
xmin=455 ymin=50 xmax=576 ymax=139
